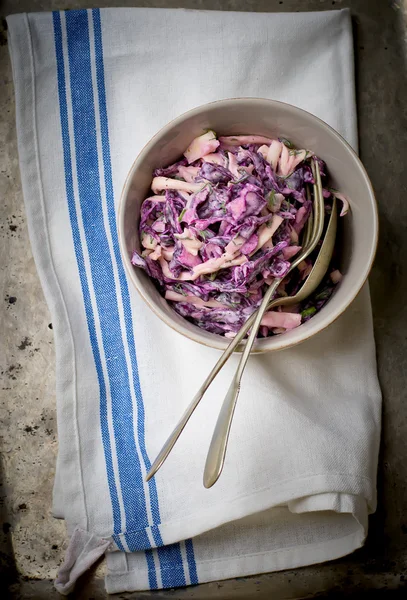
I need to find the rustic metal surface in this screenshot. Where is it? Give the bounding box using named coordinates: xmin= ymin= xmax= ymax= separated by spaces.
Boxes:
xmin=1 ymin=0 xmax=406 ymax=598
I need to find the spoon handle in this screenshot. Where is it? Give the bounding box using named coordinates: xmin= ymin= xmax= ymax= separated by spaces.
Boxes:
xmin=203 ymin=279 xmax=280 ymax=488
xmin=204 ymin=164 xmax=325 ymax=488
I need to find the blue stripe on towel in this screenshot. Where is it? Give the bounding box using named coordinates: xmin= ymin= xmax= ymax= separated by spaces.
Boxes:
xmin=54 ymin=7 xmax=197 ymax=587
xmin=63 ymin=5 xmax=152 ymax=551
xmin=91 ymin=7 xmax=164 ymax=538
xmin=145 ymin=550 xmax=158 ymax=590
xmin=52 ymin=10 xmax=123 ymax=542
xmin=159 ymin=544 xmax=188 ymax=588
xmin=185 ymin=539 xmax=199 ymax=584
xmin=91 ymin=8 xmax=195 ymax=586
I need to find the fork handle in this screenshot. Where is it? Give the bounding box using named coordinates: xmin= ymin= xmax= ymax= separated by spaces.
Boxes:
xmin=146 ymin=279 xmax=283 ymax=482
xmin=146 ymin=299 xmax=261 ymax=481
xmin=203 ymin=280 xmax=280 ymax=488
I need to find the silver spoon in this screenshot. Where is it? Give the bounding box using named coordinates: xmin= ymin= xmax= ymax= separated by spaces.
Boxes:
xmin=203 ymin=166 xmax=336 ymax=487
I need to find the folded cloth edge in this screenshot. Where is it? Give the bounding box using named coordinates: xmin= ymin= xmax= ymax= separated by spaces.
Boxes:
xmin=55 ymin=528 xmax=112 ymax=595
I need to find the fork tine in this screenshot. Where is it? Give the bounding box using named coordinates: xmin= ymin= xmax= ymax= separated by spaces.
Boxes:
xmin=311 ymin=162 xmax=320 ymax=241
xmin=302 ymin=186 xmax=313 ymax=249
xmin=307 ymin=159 xmax=325 ymax=254
xmin=315 ymin=159 xmax=325 ymax=232
xmin=302 ymin=208 xmax=312 ymax=249
xmin=299 ymin=157 xmax=324 ymax=253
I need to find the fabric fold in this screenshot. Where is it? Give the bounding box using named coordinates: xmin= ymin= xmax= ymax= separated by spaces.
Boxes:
xmin=55 ymin=528 xmax=112 ymax=595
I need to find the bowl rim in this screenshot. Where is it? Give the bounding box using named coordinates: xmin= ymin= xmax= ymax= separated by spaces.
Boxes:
xmin=118 ymin=97 xmax=378 ymax=353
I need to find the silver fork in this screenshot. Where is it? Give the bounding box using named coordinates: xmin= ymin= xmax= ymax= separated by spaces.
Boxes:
xmin=146 ymin=160 xmax=325 ymax=483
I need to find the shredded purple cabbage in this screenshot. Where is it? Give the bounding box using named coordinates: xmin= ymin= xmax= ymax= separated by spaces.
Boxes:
xmin=131 ymin=131 xmax=348 ymax=337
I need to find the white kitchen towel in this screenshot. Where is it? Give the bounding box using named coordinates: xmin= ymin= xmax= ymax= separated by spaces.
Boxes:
xmin=7 ymin=6 xmax=381 ymax=595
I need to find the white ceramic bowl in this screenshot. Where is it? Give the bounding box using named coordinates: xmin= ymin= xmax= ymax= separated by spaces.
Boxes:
xmin=119 ymin=98 xmax=378 ymax=353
